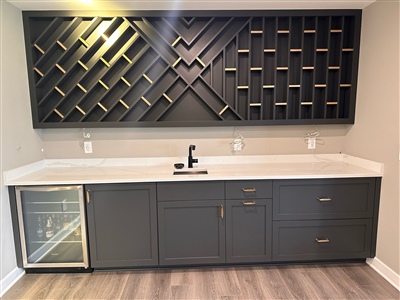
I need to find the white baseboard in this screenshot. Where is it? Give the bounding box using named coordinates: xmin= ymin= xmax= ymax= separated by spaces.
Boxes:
xmin=367 ymin=258 xmax=400 ymax=291
xmin=0 ymin=267 xmax=25 ymax=297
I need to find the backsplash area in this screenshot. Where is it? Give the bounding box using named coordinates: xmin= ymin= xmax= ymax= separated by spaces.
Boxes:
xmin=40 ymin=125 xmax=348 ymax=158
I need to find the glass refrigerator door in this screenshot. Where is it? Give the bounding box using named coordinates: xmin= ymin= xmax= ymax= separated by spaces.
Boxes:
xmin=16 ymin=185 xmax=89 ymax=268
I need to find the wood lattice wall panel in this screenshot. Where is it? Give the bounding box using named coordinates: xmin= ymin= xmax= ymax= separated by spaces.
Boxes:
xmin=23 ymin=11 xmax=361 ymax=128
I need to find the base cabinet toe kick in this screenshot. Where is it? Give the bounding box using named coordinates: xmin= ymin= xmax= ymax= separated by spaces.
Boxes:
xmin=9 ymin=177 xmax=381 ymax=270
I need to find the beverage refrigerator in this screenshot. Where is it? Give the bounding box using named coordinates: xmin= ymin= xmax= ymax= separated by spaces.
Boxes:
xmin=15 ymin=185 xmax=89 ymax=268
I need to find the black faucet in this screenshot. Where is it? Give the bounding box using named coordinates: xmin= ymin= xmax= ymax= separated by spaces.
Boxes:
xmin=188 ymin=144 xmax=198 ymax=168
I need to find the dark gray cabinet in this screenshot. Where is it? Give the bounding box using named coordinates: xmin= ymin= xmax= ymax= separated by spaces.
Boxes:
xmin=157 ymin=181 xmax=225 ymax=266
xmin=157 ymin=181 xmax=225 ymax=201
xmin=10 ymin=177 xmax=381 ymax=270
xmin=225 ymin=180 xmax=273 ymax=199
xmin=226 ymin=199 xmax=272 ymax=263
xmin=158 ymin=200 xmax=225 ymax=266
xmin=225 ymin=180 xmax=273 ymax=263
xmin=158 ymin=180 xmax=274 ymax=265
xmin=272 ymin=178 xmax=380 ymax=262
xmin=272 ymin=178 xmax=376 ymax=220
xmin=273 ymin=219 xmax=372 ymax=261
xmin=22 ymin=10 xmax=361 ymax=128
xmin=85 ymin=183 xmax=158 ymax=268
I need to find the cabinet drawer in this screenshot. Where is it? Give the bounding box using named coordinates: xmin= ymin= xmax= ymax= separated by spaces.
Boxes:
xmin=226 ymin=180 xmax=272 ymax=199
xmin=273 ymin=178 xmax=376 ymax=220
xmin=272 ymin=219 xmax=372 ymax=261
xmin=157 ymin=181 xmax=224 ymax=201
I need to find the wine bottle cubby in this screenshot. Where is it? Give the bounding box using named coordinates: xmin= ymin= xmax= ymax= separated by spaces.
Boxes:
xmin=23 ymin=10 xmax=361 ymax=128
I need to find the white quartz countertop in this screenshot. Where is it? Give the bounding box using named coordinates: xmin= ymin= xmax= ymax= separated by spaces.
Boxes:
xmin=4 ymin=154 xmax=383 ymax=186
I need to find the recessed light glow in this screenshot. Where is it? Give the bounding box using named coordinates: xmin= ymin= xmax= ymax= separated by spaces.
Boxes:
xmin=97 ymin=22 xmax=110 ymax=41
xmin=80 ymin=0 xmax=94 ymax=4
xmin=105 ymin=29 xmax=120 ymax=46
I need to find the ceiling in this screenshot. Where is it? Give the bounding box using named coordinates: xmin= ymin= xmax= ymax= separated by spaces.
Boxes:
xmin=5 ymin=0 xmax=376 ymax=11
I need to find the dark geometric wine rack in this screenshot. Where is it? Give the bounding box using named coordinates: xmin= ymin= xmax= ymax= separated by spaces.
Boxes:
xmin=23 ymin=10 xmax=361 ymax=128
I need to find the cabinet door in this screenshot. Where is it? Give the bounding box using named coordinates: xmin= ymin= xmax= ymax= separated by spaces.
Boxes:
xmin=226 ymin=199 xmax=272 ymax=263
xmin=86 ymin=183 xmax=158 ymax=268
xmin=158 ymin=200 xmax=225 ymax=266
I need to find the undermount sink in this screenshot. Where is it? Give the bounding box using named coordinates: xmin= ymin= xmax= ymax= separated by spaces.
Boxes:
xmin=173 ymin=168 xmax=208 ymax=175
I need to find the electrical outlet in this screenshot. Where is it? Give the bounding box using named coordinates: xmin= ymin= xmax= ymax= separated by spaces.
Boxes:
xmin=308 ymin=137 xmax=316 ymax=150
xmin=84 ymin=141 xmax=93 ymax=153
xmin=232 ymin=138 xmax=244 ymax=151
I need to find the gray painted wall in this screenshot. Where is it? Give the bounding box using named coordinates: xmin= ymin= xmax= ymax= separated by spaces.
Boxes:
xmin=0 ymin=0 xmax=43 ymax=289
xmin=40 ymin=125 xmax=348 ymax=159
xmin=344 ymin=0 xmax=400 ymax=274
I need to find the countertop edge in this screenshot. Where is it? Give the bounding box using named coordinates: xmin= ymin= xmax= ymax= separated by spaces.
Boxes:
xmin=3 ymin=154 xmax=383 ymax=186
xmin=3 ymin=160 xmax=46 ymax=184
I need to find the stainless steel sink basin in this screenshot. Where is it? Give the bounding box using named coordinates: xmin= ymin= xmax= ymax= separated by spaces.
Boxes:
xmin=173 ymin=168 xmax=208 ymax=175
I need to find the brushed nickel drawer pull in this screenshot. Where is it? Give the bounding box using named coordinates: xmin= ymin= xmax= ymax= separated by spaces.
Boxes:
xmin=242 ymin=201 xmax=256 ymax=206
xmin=220 ymin=205 xmax=224 ymax=219
xmin=242 ymin=188 xmax=256 ymax=192
xmin=316 ymin=238 xmax=330 ymax=243
xmin=317 ymin=197 xmax=332 ymax=202
xmin=86 ymin=189 xmax=91 ymax=204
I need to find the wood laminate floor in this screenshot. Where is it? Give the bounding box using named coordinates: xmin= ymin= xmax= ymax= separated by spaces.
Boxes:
xmin=2 ymin=263 xmax=399 ymax=300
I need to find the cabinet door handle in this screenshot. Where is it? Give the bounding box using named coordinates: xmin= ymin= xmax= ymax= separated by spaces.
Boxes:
xmin=242 ymin=201 xmax=256 ymax=206
xmin=317 ymin=197 xmax=332 ymax=202
xmin=242 ymin=188 xmax=256 ymax=192
xmin=220 ymin=205 xmax=224 ymax=219
xmin=86 ymin=189 xmax=91 ymax=204
xmin=315 ymin=238 xmax=330 ymax=243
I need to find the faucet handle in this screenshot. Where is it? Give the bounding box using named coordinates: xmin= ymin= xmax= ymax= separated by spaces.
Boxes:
xmin=188 ymin=145 xmax=197 ymax=168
